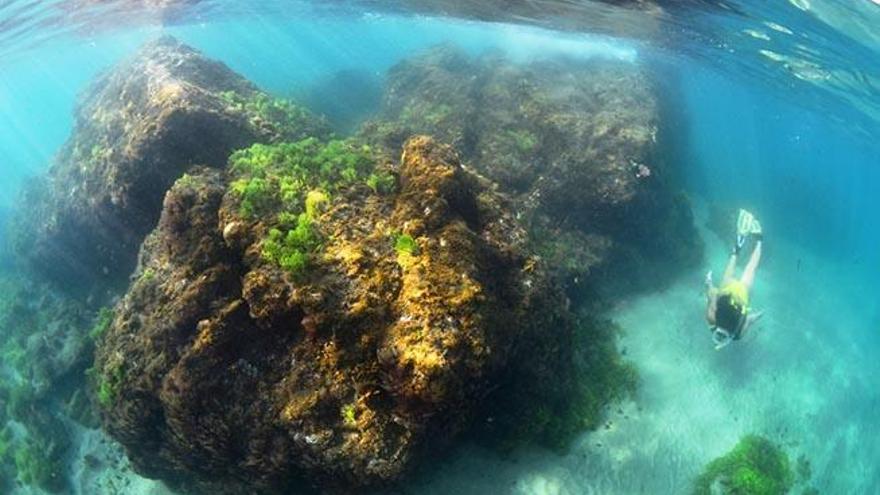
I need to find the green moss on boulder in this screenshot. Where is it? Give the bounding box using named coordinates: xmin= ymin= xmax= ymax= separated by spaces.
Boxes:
xmin=226 ymin=138 xmax=380 ymax=279
xmin=693 ymin=435 xmax=794 ymax=495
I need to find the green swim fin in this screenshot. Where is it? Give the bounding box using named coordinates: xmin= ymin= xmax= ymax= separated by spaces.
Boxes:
xmin=736 ymin=209 xmax=762 ymax=237
xmin=735 ymin=209 xmax=762 ymax=254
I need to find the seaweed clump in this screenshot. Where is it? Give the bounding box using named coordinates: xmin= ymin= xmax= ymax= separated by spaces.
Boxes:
xmin=693 ymin=435 xmax=794 ymax=495
xmin=226 ymin=138 xmax=391 ymax=279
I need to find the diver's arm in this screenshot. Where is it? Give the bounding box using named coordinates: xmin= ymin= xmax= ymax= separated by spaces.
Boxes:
xmin=705 ymin=290 xmax=718 ymax=326
xmin=704 ymin=270 xmax=717 ymax=325
xmin=739 ymin=310 xmax=765 ymax=339
xmin=705 ymin=296 xmax=717 ymax=326
xmin=704 ymin=271 xmax=717 ymax=303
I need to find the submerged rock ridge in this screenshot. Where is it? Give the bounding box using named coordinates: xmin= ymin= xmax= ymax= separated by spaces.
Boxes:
xmin=94 ymin=136 xmax=571 ymax=493
xmin=361 ymin=45 xmax=701 ymax=298
xmin=11 ymin=35 xmax=329 ymax=293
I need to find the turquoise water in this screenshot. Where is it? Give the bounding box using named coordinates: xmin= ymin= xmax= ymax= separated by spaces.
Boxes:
xmin=1 ymin=1 xmax=878 ymax=494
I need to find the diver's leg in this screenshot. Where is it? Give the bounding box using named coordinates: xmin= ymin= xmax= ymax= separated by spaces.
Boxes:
xmin=721 ymin=253 xmax=738 ymax=285
xmin=741 ymin=240 xmax=762 ymax=290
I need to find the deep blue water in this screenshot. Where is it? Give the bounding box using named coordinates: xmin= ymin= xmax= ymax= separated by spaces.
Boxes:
xmin=676 ymin=64 xmax=880 ymax=266
xmin=1 ymin=1 xmax=879 ymax=493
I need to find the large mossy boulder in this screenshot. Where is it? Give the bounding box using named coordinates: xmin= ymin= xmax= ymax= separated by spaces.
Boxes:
xmin=361 ymin=45 xmax=701 ymax=298
xmin=93 ymin=136 xmax=572 ymax=493
xmin=11 ymin=36 xmax=329 ymax=294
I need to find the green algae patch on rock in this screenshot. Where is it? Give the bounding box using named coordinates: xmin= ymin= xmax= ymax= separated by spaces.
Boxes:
xmin=94 ymin=136 xmax=572 ymax=494
xmin=693 ymin=435 xmax=794 ymax=495
xmin=224 ymin=137 xmax=381 ymax=280
xmin=10 ymin=35 xmax=330 ymax=294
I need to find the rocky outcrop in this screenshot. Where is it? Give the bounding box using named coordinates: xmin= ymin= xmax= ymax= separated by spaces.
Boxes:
xmin=361 ymin=46 xmax=701 ymax=298
xmin=94 ymin=136 xmax=571 ymax=493
xmin=11 ymin=36 xmax=329 ymax=293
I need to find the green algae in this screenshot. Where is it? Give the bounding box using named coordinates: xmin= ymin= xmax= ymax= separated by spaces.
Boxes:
xmin=536 ymin=315 xmax=638 ymax=450
xmin=366 ymin=171 xmax=396 ymax=194
xmin=503 ymin=128 xmax=538 ymax=153
xmin=401 ymin=101 xmax=453 ymax=126
xmin=88 ymin=306 xmax=114 ymax=341
xmin=261 ymin=216 xmax=321 ymax=278
xmin=219 ymin=90 xmax=320 ymax=137
xmin=393 ymin=233 xmax=418 ymax=256
xmin=341 ymin=403 xmax=357 ymax=428
xmin=88 ymin=143 xmax=112 ymax=168
xmin=139 ymin=267 xmax=156 ymax=283
xmin=693 ymin=435 xmax=794 ymax=495
xmin=228 ymin=138 xmax=379 ymax=276
xmin=0 ymin=372 xmax=72 ymax=492
xmin=95 ymin=361 xmax=126 ymax=408
xmin=228 ymin=138 xmax=374 ymax=218
xmin=176 ymin=172 xmax=199 ymax=189
xmin=12 ymin=437 xmax=68 ymax=493
xmin=796 ymin=453 xmax=812 ymax=482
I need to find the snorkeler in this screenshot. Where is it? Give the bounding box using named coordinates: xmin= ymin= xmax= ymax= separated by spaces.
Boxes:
xmin=704 ymin=209 xmax=765 ymax=350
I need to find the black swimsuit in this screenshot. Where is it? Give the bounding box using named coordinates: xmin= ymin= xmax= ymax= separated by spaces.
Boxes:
xmin=715 ymin=294 xmax=745 ymax=339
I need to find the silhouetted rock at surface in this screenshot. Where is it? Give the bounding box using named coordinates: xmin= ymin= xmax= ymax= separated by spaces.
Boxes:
xmin=94 ymin=137 xmax=571 ymax=493
xmin=334 ymin=0 xmax=667 ymax=39
xmin=361 ymin=46 xmax=701 ymax=298
xmin=12 ymin=36 xmax=328 ymax=293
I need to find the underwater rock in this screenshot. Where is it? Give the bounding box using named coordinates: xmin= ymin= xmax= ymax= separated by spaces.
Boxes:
xmin=361 ymin=45 xmax=701 ymax=298
xmin=94 ymin=136 xmax=571 ymax=493
xmin=11 ymin=35 xmax=329 ymax=294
